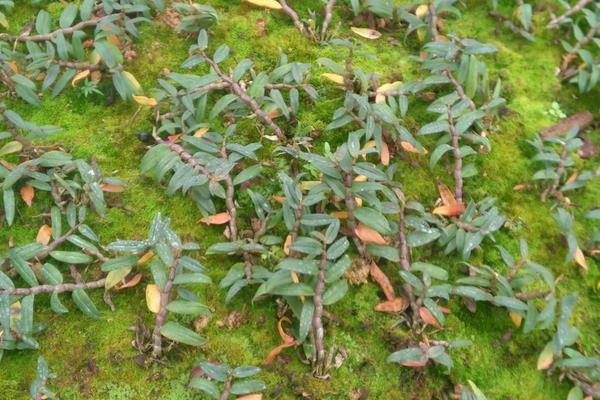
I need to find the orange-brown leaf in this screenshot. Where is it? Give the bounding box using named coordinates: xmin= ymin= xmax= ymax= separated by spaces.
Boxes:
xmin=117 ymin=273 xmax=142 ymax=290
xmin=198 ymin=212 xmax=231 ymax=225
xmin=432 ymin=203 xmax=465 ymax=217
xmin=374 ymin=298 xmax=406 ymax=313
xmin=369 ymin=262 xmax=395 ymax=301
xmin=20 ymin=185 xmax=34 ymax=207
xmin=401 ymin=141 xmax=425 ymax=154
xmin=436 ymin=180 xmax=457 ymax=206
xmin=419 ymin=307 xmax=441 ymax=328
xmin=265 ymin=317 xmax=296 ymax=365
xmin=574 ymin=246 xmax=588 ymax=270
xmin=270 ymin=195 xmax=286 ymax=204
xmin=381 ymin=141 xmax=390 ymax=166
xmin=355 ymin=224 xmax=387 ymax=245
xmin=36 ymin=225 xmax=52 ymax=245
xmin=100 ymin=183 xmax=125 ymax=193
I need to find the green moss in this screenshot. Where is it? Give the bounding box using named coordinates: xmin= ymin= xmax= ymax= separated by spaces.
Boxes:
xmin=1 ymin=0 xmax=599 ymax=399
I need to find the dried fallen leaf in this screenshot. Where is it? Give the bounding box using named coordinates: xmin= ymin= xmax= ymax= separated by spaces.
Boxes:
xmin=330 ymin=211 xmax=348 ymax=219
xmin=265 ymin=317 xmax=296 ymax=365
xmin=355 ymin=224 xmax=387 ymax=245
xmin=237 ymin=394 xmax=262 ymax=400
xmin=369 ymin=262 xmax=395 ymax=301
xmin=100 ymin=183 xmax=125 ymax=193
xmin=198 ymin=212 xmax=231 ymax=225
xmin=400 ymin=141 xmax=426 ymax=154
xmin=537 ymin=344 xmax=553 ymax=370
xmin=437 ymin=180 xmax=457 ymax=206
xmin=415 ymin=4 xmax=429 ymax=19
xmin=354 ymin=175 xmax=368 ymax=182
xmin=510 ymin=311 xmax=522 ymax=328
xmin=71 ymin=69 xmax=90 ymax=87
xmin=20 ymin=185 xmax=34 ymax=207
xmin=321 ymin=73 xmax=345 ymax=85
xmin=145 ymin=284 xmax=161 ymax=314
xmin=374 ymin=298 xmax=406 ymax=313
xmin=381 ymin=141 xmax=390 ymax=166
xmin=432 ymin=203 xmax=465 ymax=217
xmin=513 ymin=184 xmax=529 ymax=191
xmin=36 ymin=225 xmax=52 ymax=245
xmin=574 ymin=246 xmax=588 ymax=270
xmin=194 ymin=127 xmax=209 ymax=138
xmin=375 ymin=81 xmax=402 ymax=103
xmin=351 ymin=27 xmax=382 ymax=40
xmin=137 ymin=250 xmax=155 ymax=265
xmin=133 ymin=95 xmax=158 ymax=107
xmin=246 ymin=0 xmax=282 ymax=10
xmin=91 ymin=70 xmax=102 ymax=82
xmin=419 ymin=307 xmax=441 ymax=328
xmin=283 ymin=235 xmax=292 ymax=255
xmin=270 ymin=195 xmax=286 ymax=204
xmin=117 ymin=273 xmax=142 ymax=290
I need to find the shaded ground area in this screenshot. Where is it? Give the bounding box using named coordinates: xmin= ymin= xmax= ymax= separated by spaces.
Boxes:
xmin=0 ymin=1 xmax=598 ymax=399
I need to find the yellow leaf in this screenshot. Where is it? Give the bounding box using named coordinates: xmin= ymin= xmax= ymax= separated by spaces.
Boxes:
xmin=510 ymin=311 xmax=522 ymax=328
xmin=194 ymin=128 xmax=209 ymax=138
xmin=350 ymin=27 xmax=382 ymax=40
xmin=71 ymin=69 xmax=90 ymax=87
xmin=90 ymin=50 xmax=101 ymax=65
xmin=415 ymin=4 xmax=429 ymax=19
xmin=122 ymin=71 xmax=142 ymax=93
xmin=283 ymin=235 xmax=292 ymax=256
xmin=300 ymin=181 xmax=321 ymax=191
xmin=375 ymin=81 xmax=402 ymax=103
xmin=321 ymin=73 xmax=345 ymax=85
xmin=537 ymin=343 xmax=553 ymax=370
xmin=245 ymin=0 xmax=282 ymax=10
xmin=138 ymin=251 xmax=155 ymax=266
xmin=105 ymin=266 xmax=132 ymax=290
xmin=0 ymin=141 xmax=23 ymax=157
xmin=237 ymin=395 xmax=262 ymax=400
xmin=146 ymin=284 xmax=161 ymax=313
xmin=133 ymin=95 xmax=158 ymax=107
xmin=574 ymin=246 xmax=588 ymax=270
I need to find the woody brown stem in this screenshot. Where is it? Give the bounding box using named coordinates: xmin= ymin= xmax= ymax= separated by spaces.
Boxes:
xmin=566 ymin=21 xmax=600 ymax=58
xmin=398 ymin=203 xmax=419 ymax=319
xmin=220 ymin=139 xmax=238 ymax=241
xmin=312 ymin=239 xmax=327 ymax=371
xmin=0 ymin=278 xmax=106 ymax=296
xmin=1 ymin=19 xmax=101 ymax=42
xmin=541 ymin=143 xmax=568 ymax=202
xmin=547 ymin=0 xmax=593 ymax=28
xmin=219 ymin=375 xmax=234 ymax=400
xmin=36 ymin=223 xmax=82 ymax=260
xmin=320 ymin=0 xmax=337 ymax=42
xmin=198 ymin=50 xmax=287 ymax=142
xmin=151 ymin=252 xmax=181 ymax=358
xmin=278 ymin=0 xmax=313 ymax=39
xmin=447 ymin=109 xmax=463 ymax=203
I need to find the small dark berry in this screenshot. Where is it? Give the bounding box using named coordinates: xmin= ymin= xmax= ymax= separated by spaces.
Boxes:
xmin=138 ymin=132 xmax=151 ymax=143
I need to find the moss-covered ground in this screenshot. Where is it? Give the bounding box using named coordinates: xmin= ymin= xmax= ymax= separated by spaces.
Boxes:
xmin=1 ymin=1 xmax=598 ymax=399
